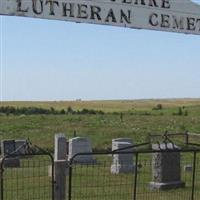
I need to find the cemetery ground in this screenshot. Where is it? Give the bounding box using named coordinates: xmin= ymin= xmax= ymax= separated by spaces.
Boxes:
xmin=0 ymin=99 xmax=200 ymax=200
xmin=2 ymin=152 xmax=200 ymax=200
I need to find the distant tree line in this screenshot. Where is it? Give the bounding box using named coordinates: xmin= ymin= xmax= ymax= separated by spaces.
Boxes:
xmin=0 ymin=106 xmax=104 ymax=115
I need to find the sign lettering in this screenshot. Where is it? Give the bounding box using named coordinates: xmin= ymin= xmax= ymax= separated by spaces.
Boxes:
xmin=1 ymin=0 xmax=200 ymax=35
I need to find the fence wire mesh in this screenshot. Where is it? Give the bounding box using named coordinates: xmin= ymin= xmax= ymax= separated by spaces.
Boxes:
xmin=195 ymin=152 xmax=200 ymax=199
xmin=69 ymin=154 xmax=134 ymax=200
xmin=1 ymin=154 xmax=53 ymax=200
xmin=69 ymin=151 xmax=200 ymax=200
xmin=0 ymin=138 xmax=199 ymax=200
xmin=136 ymin=152 xmax=195 ymax=200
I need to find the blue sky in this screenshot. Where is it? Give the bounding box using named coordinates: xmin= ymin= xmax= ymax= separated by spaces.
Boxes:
xmin=0 ymin=16 xmax=200 ymax=101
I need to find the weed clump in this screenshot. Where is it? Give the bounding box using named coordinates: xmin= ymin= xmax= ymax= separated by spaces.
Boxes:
xmin=152 ymin=104 xmax=163 ymax=110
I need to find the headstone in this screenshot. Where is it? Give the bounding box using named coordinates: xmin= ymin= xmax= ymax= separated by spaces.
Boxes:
xmin=107 ymin=138 xmax=133 ymax=157
xmin=1 ymin=157 xmax=20 ymax=168
xmin=112 ymin=138 xmax=133 ymax=144
xmin=1 ymin=140 xmax=16 ymax=156
xmin=111 ymin=139 xmax=134 ymax=174
xmin=55 ymin=134 xmax=67 ymax=160
xmin=150 ymin=143 xmax=185 ymax=190
xmin=184 ymin=164 xmax=193 ymax=172
xmin=68 ymin=137 xmax=95 ymax=163
xmin=15 ymin=139 xmax=27 ymax=155
xmin=1 ymin=140 xmax=20 ymax=168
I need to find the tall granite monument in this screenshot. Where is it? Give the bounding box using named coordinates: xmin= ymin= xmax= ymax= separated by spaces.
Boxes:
xmin=150 ymin=143 xmax=185 ymax=190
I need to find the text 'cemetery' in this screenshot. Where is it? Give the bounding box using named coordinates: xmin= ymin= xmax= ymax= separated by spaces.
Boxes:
xmin=1 ymin=0 xmax=200 ymax=35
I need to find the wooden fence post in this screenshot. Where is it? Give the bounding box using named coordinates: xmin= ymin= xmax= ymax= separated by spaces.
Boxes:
xmin=54 ymin=134 xmax=67 ymax=200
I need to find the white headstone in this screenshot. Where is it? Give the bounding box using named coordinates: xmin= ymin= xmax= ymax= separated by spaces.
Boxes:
xmin=184 ymin=164 xmax=193 ymax=172
xmin=111 ymin=139 xmax=134 ymax=174
xmin=112 ymin=138 xmax=133 ymax=144
xmin=68 ymin=137 xmax=95 ymax=163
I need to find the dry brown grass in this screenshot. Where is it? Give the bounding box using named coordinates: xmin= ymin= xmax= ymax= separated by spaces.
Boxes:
xmin=1 ymin=98 xmax=200 ymax=112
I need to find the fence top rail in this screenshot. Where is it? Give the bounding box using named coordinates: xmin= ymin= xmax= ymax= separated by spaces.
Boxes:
xmin=69 ymin=147 xmax=200 ymax=164
xmin=149 ymin=132 xmax=188 ymax=137
xmin=188 ymin=132 xmax=200 ymax=137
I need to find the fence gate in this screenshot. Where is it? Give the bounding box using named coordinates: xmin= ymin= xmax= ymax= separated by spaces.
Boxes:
xmin=195 ymin=151 xmax=200 ymax=199
xmin=0 ymin=142 xmax=54 ymax=200
xmin=135 ymin=151 xmax=200 ymax=200
xmin=68 ymin=135 xmax=200 ymax=200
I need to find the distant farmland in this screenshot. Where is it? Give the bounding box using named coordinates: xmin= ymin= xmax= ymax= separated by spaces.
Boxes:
xmin=2 ymin=98 xmax=200 ymax=112
xmin=0 ymin=99 xmax=200 ymax=151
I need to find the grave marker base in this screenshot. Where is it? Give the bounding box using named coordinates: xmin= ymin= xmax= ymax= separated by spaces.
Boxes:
xmin=111 ymin=163 xmax=135 ymax=174
xmin=2 ymin=158 xmax=20 ymax=168
xmin=150 ymin=181 xmax=185 ymax=190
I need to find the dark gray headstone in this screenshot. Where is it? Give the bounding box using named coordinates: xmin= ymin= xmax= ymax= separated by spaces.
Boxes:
xmin=1 ymin=140 xmax=16 ymax=156
xmin=2 ymin=158 xmax=20 ymax=168
xmin=150 ymin=143 xmax=185 ymax=190
xmin=1 ymin=140 xmax=20 ymax=168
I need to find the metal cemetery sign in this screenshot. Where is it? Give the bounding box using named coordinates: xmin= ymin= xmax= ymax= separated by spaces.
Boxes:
xmin=1 ymin=0 xmax=200 ymax=35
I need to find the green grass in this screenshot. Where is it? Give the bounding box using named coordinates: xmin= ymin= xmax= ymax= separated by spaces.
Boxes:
xmin=2 ymin=155 xmax=53 ymax=200
xmin=0 ymin=99 xmax=200 ymax=151
xmin=1 ymin=98 xmax=200 ymax=200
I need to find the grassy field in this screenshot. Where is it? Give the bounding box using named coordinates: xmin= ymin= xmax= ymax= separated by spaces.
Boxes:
xmin=0 ymin=99 xmax=200 ymax=150
xmin=1 ymin=99 xmax=200 ymax=200
xmin=2 ymin=98 xmax=200 ymax=112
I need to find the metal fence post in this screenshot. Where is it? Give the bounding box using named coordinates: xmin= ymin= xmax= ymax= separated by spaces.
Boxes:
xmin=191 ymin=151 xmax=197 ymax=200
xmin=185 ymin=131 xmax=189 ymax=145
xmin=133 ymin=152 xmax=139 ymax=200
xmin=0 ymin=158 xmax=4 ymax=200
xmin=68 ymin=162 xmax=73 ymax=200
